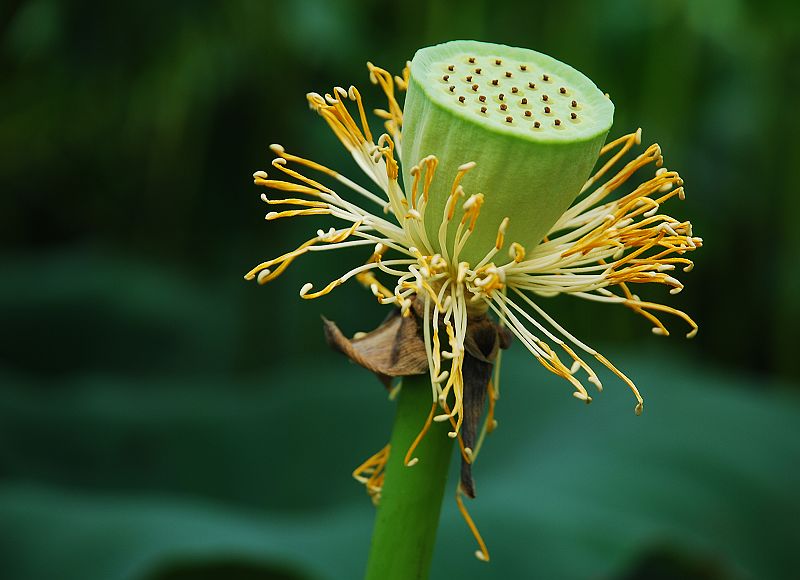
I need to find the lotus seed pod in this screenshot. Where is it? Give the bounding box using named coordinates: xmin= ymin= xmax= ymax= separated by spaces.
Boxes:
xmin=401 ymin=40 xmax=614 ymax=264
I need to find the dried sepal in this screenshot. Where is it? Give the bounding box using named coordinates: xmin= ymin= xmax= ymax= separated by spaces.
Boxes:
xmin=323 ymin=311 xmax=429 ymax=388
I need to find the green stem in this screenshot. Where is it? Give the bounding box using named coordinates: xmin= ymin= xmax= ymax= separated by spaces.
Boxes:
xmin=364 ymin=374 xmax=454 ymax=580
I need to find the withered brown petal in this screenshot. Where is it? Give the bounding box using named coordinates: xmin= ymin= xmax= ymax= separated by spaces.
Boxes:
xmin=459 ymin=350 xmax=492 ymax=499
xmin=463 ymin=315 xmax=501 ymax=362
xmin=323 ymin=312 xmax=429 ymax=388
xmin=498 ymin=324 xmax=513 ymax=350
xmin=458 ymin=316 xmax=507 ymax=499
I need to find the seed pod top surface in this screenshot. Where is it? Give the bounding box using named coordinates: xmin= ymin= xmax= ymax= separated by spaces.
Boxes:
xmin=410 ymin=40 xmax=613 ymax=142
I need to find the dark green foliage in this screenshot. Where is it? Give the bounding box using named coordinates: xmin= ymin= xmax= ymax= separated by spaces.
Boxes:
xmin=2 ymin=1 xmax=799 ymax=579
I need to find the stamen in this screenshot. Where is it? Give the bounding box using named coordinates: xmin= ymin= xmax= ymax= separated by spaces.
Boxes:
xmin=404 ymin=402 xmax=437 ymax=467
xmin=456 ymin=485 xmax=490 ymax=562
xmin=495 ymin=218 xmax=510 ymax=249
xmin=509 ymin=242 xmax=526 ymax=262
xmin=461 ymin=193 xmax=485 ymax=230
xmin=352 ymin=444 xmax=390 ymax=505
xmin=594 ymin=353 xmax=644 ymax=414
xmin=245 ymin=237 xmax=319 ymax=284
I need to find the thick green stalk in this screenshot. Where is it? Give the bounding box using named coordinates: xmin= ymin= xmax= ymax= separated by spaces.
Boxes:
xmin=364 ymin=374 xmax=454 ymax=580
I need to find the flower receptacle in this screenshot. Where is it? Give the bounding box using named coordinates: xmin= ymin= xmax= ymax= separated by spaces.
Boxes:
xmin=401 ymin=40 xmax=614 ymax=264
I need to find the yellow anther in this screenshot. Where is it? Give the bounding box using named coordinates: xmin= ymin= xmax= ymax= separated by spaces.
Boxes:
xmin=450 ymin=160 xmax=476 ymax=199
xmin=461 ymin=193 xmax=485 ymax=230
xmin=378 ymin=133 xmax=399 ymax=180
xmin=495 ymin=217 xmax=510 ymax=250
xmin=446 ymin=185 xmax=465 ymax=221
xmin=509 ymin=242 xmax=526 ymax=262
xmin=422 ymin=156 xmax=438 ymax=202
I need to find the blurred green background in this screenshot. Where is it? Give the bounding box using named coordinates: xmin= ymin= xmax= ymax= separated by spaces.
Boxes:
xmin=2 ymin=1 xmax=799 ymax=579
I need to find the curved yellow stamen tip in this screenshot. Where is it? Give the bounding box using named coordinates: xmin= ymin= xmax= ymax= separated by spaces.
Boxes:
xmin=299 ymin=279 xmax=342 ymax=299
xmin=509 ymin=241 xmax=526 ymax=263
xmin=456 ymin=487 xmax=490 ymax=563
xmin=404 ymin=402 xmax=437 ymax=468
xmin=594 ymin=353 xmax=644 ymax=413
xmin=352 ymin=444 xmax=390 ymax=505
xmin=572 ymin=391 xmax=592 ymax=403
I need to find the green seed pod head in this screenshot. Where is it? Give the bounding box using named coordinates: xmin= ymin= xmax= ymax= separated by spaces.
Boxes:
xmin=401 ymin=40 xmax=614 ymax=264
